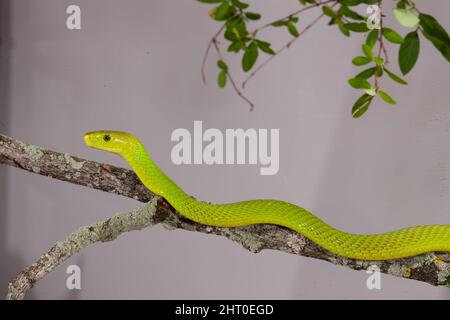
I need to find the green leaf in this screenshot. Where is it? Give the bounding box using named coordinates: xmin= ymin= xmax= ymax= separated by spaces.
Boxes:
xmin=355 ymin=67 xmax=375 ymax=79
xmin=322 ymin=6 xmax=338 ymax=18
xmin=352 ymin=56 xmax=371 ymax=66
xmin=245 ymin=12 xmax=261 ymax=20
xmin=352 ymin=94 xmax=373 ymax=118
xmin=287 ymin=22 xmax=300 ymax=37
xmin=226 ymin=17 xmax=248 ymax=39
xmin=348 ymin=77 xmax=372 ymax=89
xmin=217 ymin=70 xmax=227 ymax=88
xmin=271 ymin=20 xmax=287 ymax=27
xmin=242 ymin=42 xmax=258 ymax=72
xmin=396 ymin=0 xmax=407 ymax=9
xmin=374 ymin=57 xmax=384 ymax=65
xmin=421 ymin=29 xmax=450 ymax=62
xmin=255 ymin=39 xmax=275 ymax=55
xmin=228 ymin=41 xmax=242 ymax=52
xmin=378 ymin=90 xmax=396 ymax=105
xmin=383 ymin=67 xmax=408 ymax=85
xmin=340 ymin=6 xmax=365 ymax=20
xmin=230 ymin=0 xmax=249 ymax=9
xmin=366 ymin=29 xmax=379 ymax=48
xmin=338 ymin=22 xmax=350 ymax=37
xmin=217 ymin=59 xmax=228 ymax=70
xmin=393 ymin=8 xmax=419 ymax=28
xmin=382 ymin=27 xmax=404 ymax=44
xmin=419 ymin=13 xmax=450 ymax=44
xmin=212 ymin=1 xmax=230 ymax=21
xmin=345 ymin=23 xmax=369 ymax=33
xmin=419 ymin=13 xmax=450 ymax=62
xmin=289 ymin=16 xmax=299 ymax=24
xmin=375 ymin=65 xmax=383 ymax=77
xmin=224 ymin=29 xmax=237 ymax=42
xmin=340 ymin=0 xmax=364 ymax=6
xmin=399 ymin=31 xmax=420 ymax=75
xmin=362 ymin=44 xmax=373 ymax=58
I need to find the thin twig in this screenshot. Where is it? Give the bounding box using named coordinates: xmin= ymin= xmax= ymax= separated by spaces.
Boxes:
xmin=243 ymin=12 xmax=328 ymax=89
xmin=410 ymin=0 xmax=421 ymax=14
xmin=381 ymin=42 xmax=389 ymax=64
xmin=251 ymin=0 xmax=335 ymax=36
xmin=212 ymin=38 xmax=255 ymax=111
xmin=202 ymin=0 xmax=337 ymax=108
xmin=201 ymin=24 xmax=226 ymax=84
xmin=201 ymin=22 xmax=254 ymax=110
xmin=375 ymin=0 xmax=385 ymax=91
xmin=378 ymin=2 xmax=389 ymax=64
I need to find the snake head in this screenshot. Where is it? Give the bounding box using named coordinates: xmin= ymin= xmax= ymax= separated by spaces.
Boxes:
xmin=84 ymin=131 xmax=140 ymax=155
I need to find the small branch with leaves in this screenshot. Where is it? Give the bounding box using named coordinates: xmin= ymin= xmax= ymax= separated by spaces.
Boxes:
xmin=197 ymin=0 xmax=450 ymax=116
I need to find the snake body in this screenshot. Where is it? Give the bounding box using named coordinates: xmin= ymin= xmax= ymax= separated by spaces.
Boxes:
xmin=84 ymin=131 xmax=450 ymax=260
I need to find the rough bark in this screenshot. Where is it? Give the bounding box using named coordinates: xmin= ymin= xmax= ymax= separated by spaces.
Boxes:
xmin=1 ymin=133 xmax=449 ymax=299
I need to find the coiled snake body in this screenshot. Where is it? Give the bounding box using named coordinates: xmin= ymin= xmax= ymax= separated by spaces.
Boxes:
xmin=84 ymin=131 xmax=450 ymax=260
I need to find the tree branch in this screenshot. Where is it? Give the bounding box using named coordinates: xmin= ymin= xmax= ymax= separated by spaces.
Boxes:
xmin=1 ymin=133 xmax=449 ymax=299
xmin=0 ymin=133 xmax=153 ymax=202
xmin=6 ymin=198 xmax=164 ymax=300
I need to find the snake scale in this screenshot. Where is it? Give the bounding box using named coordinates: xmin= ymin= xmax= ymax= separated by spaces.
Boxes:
xmin=84 ymin=131 xmax=450 ymax=261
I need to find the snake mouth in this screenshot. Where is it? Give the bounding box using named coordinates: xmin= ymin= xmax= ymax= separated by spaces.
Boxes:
xmin=83 ymin=131 xmax=105 ymax=149
xmin=83 ymin=133 xmax=94 ymax=147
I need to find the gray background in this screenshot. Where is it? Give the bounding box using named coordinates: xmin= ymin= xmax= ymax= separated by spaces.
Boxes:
xmin=0 ymin=0 xmax=449 ymax=299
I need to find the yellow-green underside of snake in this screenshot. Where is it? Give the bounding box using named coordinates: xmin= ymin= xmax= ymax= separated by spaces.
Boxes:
xmin=84 ymin=131 xmax=450 ymax=261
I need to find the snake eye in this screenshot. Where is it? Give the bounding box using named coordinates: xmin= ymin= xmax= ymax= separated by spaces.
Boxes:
xmin=103 ymin=134 xmax=111 ymax=142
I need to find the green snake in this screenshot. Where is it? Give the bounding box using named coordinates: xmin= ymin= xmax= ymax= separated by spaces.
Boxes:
xmin=84 ymin=131 xmax=450 ymax=261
